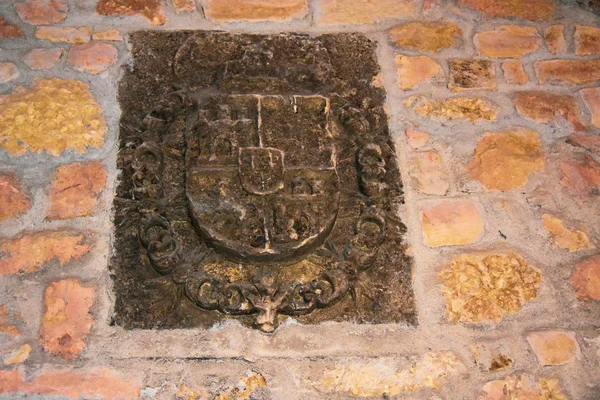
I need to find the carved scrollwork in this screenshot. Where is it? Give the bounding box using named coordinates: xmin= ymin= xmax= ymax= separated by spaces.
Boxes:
xmin=139 ymin=214 xmax=182 ymax=275
xmin=357 ymin=144 xmax=388 ymax=197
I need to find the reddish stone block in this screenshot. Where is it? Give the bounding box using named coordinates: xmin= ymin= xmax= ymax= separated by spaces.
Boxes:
xmin=570 ymin=254 xmax=600 ymax=302
xmin=513 ymin=91 xmax=586 ymax=132
xmin=35 ymin=26 xmax=91 ymax=43
xmin=502 ymin=61 xmax=528 ymax=85
xmin=475 ymin=26 xmax=540 ymax=58
xmin=317 ymin=0 xmax=415 ymax=24
xmin=458 ymin=0 xmax=554 ymax=20
xmin=581 ymin=87 xmax=600 ymax=128
xmin=15 ymin=0 xmax=68 ymax=25
xmin=92 ymin=28 xmax=122 ymax=41
xmin=575 ymin=25 xmax=600 ymax=56
xmin=527 ymin=331 xmax=579 ymax=366
xmin=96 ymin=0 xmax=167 ymax=25
xmin=40 ymin=279 xmax=94 ymax=359
xmin=0 ymin=231 xmax=89 ymax=276
xmin=0 ymin=17 xmax=23 ymax=39
xmin=405 ymin=126 xmax=430 ymax=149
xmin=0 ymin=174 xmax=30 ymax=221
xmin=448 ymin=58 xmax=496 ymax=92
xmin=396 ymin=55 xmax=443 ymax=90
xmin=21 ymin=48 xmax=63 ymax=70
xmin=206 ymin=0 xmax=308 ymax=21
xmin=0 ymin=63 xmax=19 ymax=84
xmin=566 ymin=134 xmax=600 ymax=154
xmin=535 ymin=60 xmax=600 ymax=85
xmin=420 ymin=198 xmax=484 ymax=247
xmin=409 ymin=151 xmax=449 ymax=195
xmin=545 ymin=25 xmax=566 ymax=54
xmin=67 ymin=43 xmax=118 ymax=74
xmin=560 ymin=156 xmax=600 ymax=200
xmin=47 ymin=162 xmax=107 ymax=220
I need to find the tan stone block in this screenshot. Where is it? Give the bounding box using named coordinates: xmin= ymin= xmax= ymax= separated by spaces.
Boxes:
xmin=420 ymin=198 xmax=484 ymax=247
xmin=396 ymin=55 xmax=443 ymax=90
xmin=545 ymin=25 xmax=566 ymax=54
xmin=205 ymin=0 xmax=307 ymax=21
xmin=475 ymin=26 xmax=540 ymax=58
xmin=440 ymin=253 xmax=542 ymax=323
xmin=458 ymin=0 xmax=554 ymax=20
xmin=502 ymin=61 xmax=528 ymax=85
xmin=0 ymin=79 xmax=106 ymax=156
xmin=466 ymin=129 xmax=544 ymax=191
xmin=389 ymin=22 xmax=462 ymax=53
xmin=513 ymin=91 xmax=586 ymax=132
xmin=448 ymin=58 xmax=496 ymax=92
xmin=15 ymin=0 xmax=68 ymax=25
xmin=92 ymin=28 xmax=122 ymax=41
xmin=581 ymin=87 xmax=600 ymax=128
xmin=535 ymin=59 xmax=600 ymax=85
xmin=405 ymin=96 xmax=497 ymax=122
xmin=172 ymin=0 xmax=196 ymax=13
xmin=542 ymin=215 xmax=592 ymax=252
xmin=3 ymin=344 xmax=31 ymax=365
xmin=67 ymin=43 xmax=118 ymax=74
xmin=35 ymin=26 xmax=91 ymax=44
xmin=0 ymin=63 xmax=19 ymax=84
xmin=570 ymin=254 xmax=600 ymax=302
xmin=0 ymin=231 xmax=90 ymax=276
xmin=317 ymin=0 xmax=415 ymax=24
xmin=527 ymin=331 xmax=579 ymax=366
xmin=405 ymin=126 xmax=430 ymax=149
xmin=559 ymin=156 xmax=600 ymax=201
xmin=96 ymin=0 xmax=166 ymax=25
xmin=409 ymin=151 xmax=449 ymax=195
xmin=21 ymin=48 xmax=63 ymax=70
xmin=0 ymin=173 xmax=30 ymax=221
xmin=575 ymin=25 xmax=600 ymax=56
xmin=482 ymin=375 xmax=567 ymax=400
xmin=0 ymin=17 xmax=23 ymax=39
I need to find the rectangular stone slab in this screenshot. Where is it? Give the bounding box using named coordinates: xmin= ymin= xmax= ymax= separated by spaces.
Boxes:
xmin=112 ymin=31 xmax=416 ymax=331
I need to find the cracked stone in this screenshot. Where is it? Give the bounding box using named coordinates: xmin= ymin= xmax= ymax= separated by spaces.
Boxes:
xmin=513 ymin=91 xmax=586 ymax=132
xmin=421 ymin=198 xmax=484 ymax=247
xmin=575 ymin=25 xmax=600 ymax=56
xmin=502 ymin=61 xmax=528 ymax=85
xmin=396 ymin=55 xmax=443 ymax=90
xmin=475 ymin=26 xmax=541 ymax=58
xmin=35 ymin=26 xmax=91 ymax=43
xmin=535 ymin=59 xmax=600 ymax=85
xmin=389 ymin=22 xmax=462 ymax=53
xmin=527 ymin=331 xmax=579 ymax=366
xmin=318 ymin=0 xmax=415 ymax=24
xmin=449 ymin=58 xmax=496 ymax=92
xmin=0 ymin=63 xmax=19 ymax=84
xmin=21 ymin=48 xmax=63 ymax=70
xmin=570 ymin=254 xmax=600 ymax=302
xmin=205 ymin=0 xmax=307 ymax=22
xmin=405 ymin=96 xmax=497 ymax=122
xmin=545 ymin=25 xmax=566 ymax=54
xmin=96 ymin=0 xmax=166 ymax=25
xmin=542 ymin=214 xmax=592 ymax=252
xmin=15 ymin=0 xmax=68 ymax=25
xmin=458 ymin=0 xmax=554 ymax=20
xmin=0 ymin=173 xmax=30 ymax=221
xmin=67 ymin=43 xmax=118 ymax=74
xmin=0 ymin=17 xmax=23 ymax=39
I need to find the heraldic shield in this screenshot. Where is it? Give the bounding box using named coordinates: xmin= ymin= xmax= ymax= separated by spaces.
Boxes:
xmin=185 ymin=94 xmax=340 ymax=263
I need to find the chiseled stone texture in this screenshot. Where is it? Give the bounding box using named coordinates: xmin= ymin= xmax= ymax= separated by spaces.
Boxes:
xmin=67 ymin=43 xmax=118 ymax=74
xmin=482 ymin=375 xmax=567 ymax=400
xmin=535 ymin=59 xmax=600 ymax=85
xmin=545 ymin=25 xmax=566 ymax=54
xmin=15 ymin=0 xmax=68 ymax=25
xmin=204 ymin=0 xmax=308 ymax=22
xmin=35 ymin=26 xmax=91 ymax=44
xmin=0 ymin=174 xmax=30 ymax=221
xmin=313 ymin=352 xmax=466 ymax=397
xmin=405 ymin=96 xmax=497 ymax=122
xmin=466 ymin=129 xmax=544 ymax=191
xmin=570 ymin=254 xmax=600 ymax=302
xmin=317 ymin=0 xmax=415 ymax=24
xmin=396 ymin=55 xmax=443 ymax=90
xmin=475 ymin=26 xmax=541 ymax=58
xmin=581 ymin=87 xmax=600 ymax=128
xmin=389 ymin=22 xmax=462 ymax=53
xmin=448 ymin=58 xmax=496 ymax=92
xmin=0 ymin=63 xmax=19 ymax=84
xmin=458 ymin=0 xmax=554 ymax=20
xmin=96 ymin=0 xmax=166 ymax=25
xmin=440 ymin=252 xmax=543 ymax=323
xmin=0 ymin=79 xmax=106 ymax=156
xmin=420 ymin=198 xmax=484 ymax=247
xmin=0 ymin=368 xmax=140 ymax=399
xmin=0 ymin=231 xmax=90 ymax=276
xmin=527 ymin=331 xmax=579 ymax=366
xmin=21 ymin=48 xmax=63 ymax=70
xmin=542 ymin=214 xmax=592 ymax=252
xmin=40 ymin=279 xmax=94 ymax=359
xmin=0 ymin=17 xmax=23 ymax=39
xmin=513 ymin=91 xmax=586 ymax=132
xmin=47 ymin=162 xmax=108 ymax=220
xmin=409 ymin=151 xmax=450 ymax=195
xmin=502 ymin=61 xmax=528 ymax=85
xmin=575 ymin=25 xmax=600 ymax=56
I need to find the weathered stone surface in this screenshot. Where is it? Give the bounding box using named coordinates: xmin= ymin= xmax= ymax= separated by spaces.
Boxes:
xmin=205 ymin=0 xmax=307 ymax=21
xmin=0 ymin=305 xmax=19 ymax=335
xmin=449 ymin=58 xmax=496 ymax=92
xmin=470 ymin=342 xmax=513 ymax=372
xmin=21 ymin=48 xmax=63 ymax=70
xmin=0 ymin=173 xmax=30 ymax=221
xmin=421 ymin=198 xmax=484 ymax=247
xmin=215 ymin=374 xmax=266 ymax=399
xmin=405 ymin=126 xmax=430 ymax=149
xmin=0 ymin=78 xmax=106 ymax=156
xmin=35 ymin=26 xmax=91 ymax=43
xmin=513 ymin=91 xmax=586 ymax=132
xmin=535 ymin=60 xmax=600 ymax=85
xmin=67 ymin=43 xmax=118 ymax=74
xmin=318 ymin=0 xmax=415 ymax=24
xmin=409 ymin=151 xmax=449 ymax=195
xmin=0 ymin=17 xmax=23 ymax=39
xmin=314 ymin=352 xmax=466 ymax=397
xmin=92 ymin=28 xmax=122 ymax=41
xmin=405 ymin=96 xmax=497 ymax=122
xmin=440 ymin=252 xmax=542 ymax=323
xmin=389 ymin=22 xmax=462 ymax=53
xmin=0 ymin=231 xmax=89 ymax=276
xmin=396 ymin=55 xmax=443 ymax=90
xmin=3 ymin=344 xmax=31 ymax=365
xmin=40 ymin=279 xmax=94 ymax=359
xmin=566 ymin=134 xmax=600 ymax=154
xmin=172 ymin=0 xmax=196 ymax=13
xmin=502 ymin=61 xmax=528 ymax=85
xmin=570 ymin=254 xmax=600 ymax=302
xmin=458 ymin=0 xmax=554 ymax=20
xmin=542 ymin=214 xmax=592 ymax=252
xmin=466 ymin=129 xmax=544 ymax=191
xmin=47 ymin=162 xmax=107 ymax=220
xmin=575 ymin=25 xmax=600 ymax=56
xmin=0 ymin=368 xmax=140 ymax=399
xmin=475 ymin=26 xmax=540 ymax=58
xmin=527 ymin=331 xmax=579 ymax=366
xmin=0 ymin=63 xmax=19 ymax=84
xmin=96 ymin=0 xmax=166 ymax=25
xmin=482 ymin=375 xmax=567 ymax=400
xmin=560 ymin=156 xmax=600 ymax=200
xmin=15 ymin=0 xmax=68 ymax=25
xmin=545 ymin=25 xmax=566 ymax=54
xmin=581 ymin=87 xmax=600 ymax=128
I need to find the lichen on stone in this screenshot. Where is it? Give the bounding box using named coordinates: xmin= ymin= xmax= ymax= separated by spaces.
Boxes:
xmin=440 ymin=252 xmax=542 ymax=323
xmin=405 ymin=96 xmax=497 ymax=122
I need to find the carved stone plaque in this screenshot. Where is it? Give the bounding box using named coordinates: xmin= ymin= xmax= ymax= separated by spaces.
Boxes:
xmin=112 ymin=32 xmax=416 ymax=331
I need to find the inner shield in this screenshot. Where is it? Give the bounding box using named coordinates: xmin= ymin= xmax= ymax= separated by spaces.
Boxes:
xmin=185 ymin=94 xmax=340 ymax=262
